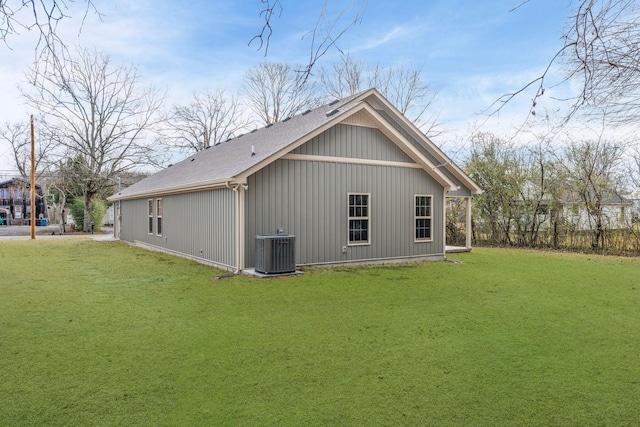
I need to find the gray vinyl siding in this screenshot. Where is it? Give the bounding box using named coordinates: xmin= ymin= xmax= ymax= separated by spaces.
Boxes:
xmin=376 ymin=110 xmax=473 ymax=197
xmin=119 ymin=188 xmax=236 ymax=269
xmin=292 ymin=124 xmax=414 ymax=162
xmin=119 ymin=198 xmax=149 ymax=243
xmin=245 ymin=158 xmax=444 ymax=267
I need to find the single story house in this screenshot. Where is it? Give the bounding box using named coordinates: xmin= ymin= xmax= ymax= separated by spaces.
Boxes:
xmin=555 ymin=191 xmax=634 ymax=231
xmin=108 ymin=89 xmax=482 ymax=272
xmin=515 ymin=183 xmax=635 ymax=232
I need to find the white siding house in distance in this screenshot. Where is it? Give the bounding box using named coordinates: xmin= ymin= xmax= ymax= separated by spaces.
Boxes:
xmin=108 ymin=89 xmax=482 ymax=273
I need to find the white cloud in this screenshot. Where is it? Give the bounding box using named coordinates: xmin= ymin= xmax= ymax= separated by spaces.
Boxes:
xmin=0 ymin=0 xmax=599 ymax=174
xmin=356 ymin=26 xmax=415 ymax=51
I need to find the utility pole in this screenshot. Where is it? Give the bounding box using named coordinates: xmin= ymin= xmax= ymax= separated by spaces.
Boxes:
xmin=30 ymin=115 xmax=36 ymax=240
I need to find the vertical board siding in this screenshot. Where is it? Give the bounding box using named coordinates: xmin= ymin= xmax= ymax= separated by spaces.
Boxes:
xmin=245 ymin=158 xmax=444 ymax=267
xmin=377 ymin=109 xmax=473 ymax=196
xmin=119 ymin=188 xmax=236 ymax=268
xmin=292 ymin=124 xmax=414 ymax=163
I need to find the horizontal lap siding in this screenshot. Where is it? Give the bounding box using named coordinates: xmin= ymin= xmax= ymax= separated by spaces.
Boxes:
xmin=119 ymin=189 xmax=236 ymax=268
xmin=245 ymin=159 xmax=443 ymax=267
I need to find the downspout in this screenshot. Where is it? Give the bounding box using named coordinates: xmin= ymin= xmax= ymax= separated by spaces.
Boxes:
xmin=227 ymin=181 xmax=248 ymax=274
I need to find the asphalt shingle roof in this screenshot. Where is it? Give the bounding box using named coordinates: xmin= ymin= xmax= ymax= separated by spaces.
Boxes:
xmin=115 ymin=92 xmax=364 ymax=199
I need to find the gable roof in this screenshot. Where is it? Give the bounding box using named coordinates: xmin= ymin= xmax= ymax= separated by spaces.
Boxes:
xmin=0 ymin=178 xmax=42 ymax=190
xmin=110 ymin=89 xmax=481 ymax=201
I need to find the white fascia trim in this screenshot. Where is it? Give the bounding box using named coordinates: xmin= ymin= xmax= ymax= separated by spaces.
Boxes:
xmin=108 ymin=178 xmax=240 ymax=201
xmin=234 ymin=106 xmax=362 ymax=183
xmin=360 ymin=90 xmax=483 ymax=195
xmin=357 ymin=104 xmax=458 ymax=191
xmin=235 ymin=96 xmax=456 ymax=191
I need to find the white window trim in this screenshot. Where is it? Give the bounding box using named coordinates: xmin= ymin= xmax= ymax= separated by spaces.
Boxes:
xmin=414 ymin=194 xmax=433 ymax=243
xmin=347 ymin=192 xmax=371 ymax=246
xmin=156 ymin=198 xmax=163 ymax=237
xmin=148 ymin=199 xmax=153 ymax=235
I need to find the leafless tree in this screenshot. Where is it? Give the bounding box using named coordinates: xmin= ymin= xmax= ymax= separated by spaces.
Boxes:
xmin=0 ymin=116 xmax=55 ymax=180
xmin=21 ymin=48 xmax=163 ymax=231
xmin=466 ymin=132 xmax=522 ymax=244
xmin=319 ymin=54 xmax=442 ymax=137
xmin=243 ymin=61 xmax=320 ymax=125
xmin=491 ymin=0 xmax=640 ymax=127
xmin=559 ymin=131 xmax=628 ymax=250
xmin=320 ymin=53 xmax=364 ymax=99
xmin=1 ymin=0 xmax=100 ymax=74
xmin=250 ymin=0 xmax=363 ymax=83
xmin=160 ymin=89 xmax=252 ymax=154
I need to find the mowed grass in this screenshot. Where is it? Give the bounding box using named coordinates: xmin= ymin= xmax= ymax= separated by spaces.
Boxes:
xmin=1 ymin=240 xmax=640 ymax=426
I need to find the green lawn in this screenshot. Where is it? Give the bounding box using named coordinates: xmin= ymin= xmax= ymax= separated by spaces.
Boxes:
xmin=1 ymin=240 xmax=639 ymax=426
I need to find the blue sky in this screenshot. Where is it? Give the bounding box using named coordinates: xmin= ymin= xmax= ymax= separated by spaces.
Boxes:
xmin=0 ymin=0 xmax=574 ymax=173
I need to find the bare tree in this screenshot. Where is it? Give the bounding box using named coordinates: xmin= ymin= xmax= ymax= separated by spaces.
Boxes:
xmin=250 ymin=0 xmax=363 ymax=83
xmin=1 ymin=0 xmax=100 ymax=74
xmin=491 ymin=0 xmax=640 ymax=127
xmin=243 ymin=61 xmax=320 ymax=125
xmin=320 ymin=53 xmax=364 ymax=100
xmin=319 ymin=54 xmax=442 ymax=136
xmin=466 ymin=132 xmax=522 ymax=245
xmin=0 ymin=117 xmax=54 ymax=180
xmin=559 ymin=132 xmax=627 ymax=250
xmin=22 ymin=48 xmax=163 ymax=232
xmin=160 ymin=89 xmax=252 ymax=154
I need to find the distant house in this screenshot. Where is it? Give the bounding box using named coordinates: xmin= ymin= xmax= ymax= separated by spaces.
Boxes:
xmin=516 ymin=185 xmax=634 ymax=232
xmin=557 ymin=191 xmax=634 ymax=231
xmin=108 ymin=89 xmax=482 ymax=272
xmin=0 ymin=178 xmax=49 ymax=225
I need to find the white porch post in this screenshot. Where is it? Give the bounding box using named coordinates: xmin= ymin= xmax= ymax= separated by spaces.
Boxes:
xmin=443 ymin=191 xmax=448 ymax=254
xmin=466 ymin=196 xmax=472 ymax=249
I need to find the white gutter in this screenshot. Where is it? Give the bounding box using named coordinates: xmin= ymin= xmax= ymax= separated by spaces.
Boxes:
xmin=108 ymin=178 xmax=233 ymax=202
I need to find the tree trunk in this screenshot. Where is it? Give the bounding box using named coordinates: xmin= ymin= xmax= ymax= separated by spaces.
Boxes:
xmin=83 ymin=192 xmax=94 ymax=232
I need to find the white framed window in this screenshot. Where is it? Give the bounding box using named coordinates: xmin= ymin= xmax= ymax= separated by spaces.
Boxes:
xmin=156 ymin=199 xmax=163 ymax=236
xmin=148 ymin=199 xmax=153 ymax=235
xmin=348 ymin=193 xmax=370 ymax=245
xmin=415 ymin=195 xmax=432 ymax=242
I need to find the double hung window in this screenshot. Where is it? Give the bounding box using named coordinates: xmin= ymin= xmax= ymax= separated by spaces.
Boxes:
xmin=156 ymin=199 xmax=163 ymax=236
xmin=348 ymin=193 xmax=370 ymax=245
xmin=415 ymin=195 xmax=432 ymax=241
xmin=148 ymin=198 xmax=163 ymax=236
xmin=148 ymin=199 xmax=154 ymax=234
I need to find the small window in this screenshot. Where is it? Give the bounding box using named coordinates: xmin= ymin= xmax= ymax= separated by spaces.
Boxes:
xmin=348 ymin=193 xmax=370 ymax=245
xmin=148 ymin=199 xmax=153 ymax=234
xmin=13 ymin=189 xmax=23 ymax=199
xmin=415 ymin=195 xmax=432 ymax=241
xmin=156 ymin=199 xmax=163 ymax=236
xmin=536 ymin=205 xmax=549 ymax=215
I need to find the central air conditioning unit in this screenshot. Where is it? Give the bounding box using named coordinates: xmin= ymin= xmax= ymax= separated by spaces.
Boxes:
xmin=255 ymin=234 xmax=296 ymax=274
